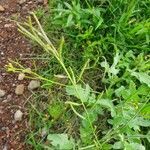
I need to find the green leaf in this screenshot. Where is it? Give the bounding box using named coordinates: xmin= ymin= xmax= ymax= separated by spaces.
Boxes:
xmin=110 ymin=53 xmax=120 ymax=75
xmin=131 ymin=72 xmax=150 ymax=87
xmin=64 ymin=2 xmax=72 ymax=10
xmin=66 ymin=84 xmax=91 ymax=102
xmin=47 ymin=134 xmax=74 ymax=150
xmin=96 ymin=99 xmax=116 ymax=117
xmin=100 ymin=59 xmax=110 ymax=72
xmin=80 ymin=108 xmax=103 ymax=145
xmin=80 ymin=126 xmax=93 ymax=145
xmin=140 ymin=104 xmax=150 ymax=119
xmin=66 ymin=14 xmax=73 ymax=26
xmin=147 ymin=131 xmax=150 ymax=142
xmin=115 ymin=86 xmax=125 ymax=97
xmin=95 ymin=18 xmax=103 ymax=30
xmin=66 ymin=85 xmax=116 ymax=116
xmin=138 ymin=84 xmax=150 ymax=95
xmin=101 ymin=53 xmax=120 ymax=76
xmin=113 ymin=141 xmax=123 ymax=149
xmin=124 ymin=142 xmax=145 ymax=150
xmin=129 ymin=117 xmax=150 ymax=130
xmin=48 ymin=102 xmax=64 ymax=119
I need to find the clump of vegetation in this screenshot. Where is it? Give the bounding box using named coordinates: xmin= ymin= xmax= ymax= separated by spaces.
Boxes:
xmin=7 ymin=0 xmax=150 ymax=149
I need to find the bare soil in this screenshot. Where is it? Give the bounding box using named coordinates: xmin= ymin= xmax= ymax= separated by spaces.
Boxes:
xmin=0 ymin=0 xmax=43 ymax=149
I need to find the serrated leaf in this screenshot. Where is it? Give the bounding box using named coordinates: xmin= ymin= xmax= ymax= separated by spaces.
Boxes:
xmin=66 ymin=84 xmax=91 ymax=102
xmin=47 ymin=134 xmax=74 ymax=150
xmin=141 ymin=104 xmax=150 ymax=119
xmin=115 ymin=86 xmax=125 ymax=97
xmin=101 ymin=53 xmax=120 ymax=76
xmin=113 ymin=141 xmax=123 ymax=149
xmin=96 ymin=99 xmax=116 ymax=117
xmin=131 ymin=72 xmax=150 ymax=87
xmin=110 ymin=53 xmax=120 ymax=75
xmin=100 ymin=59 xmax=110 ymax=71
xmin=125 ymin=142 xmax=145 ymax=150
xmin=48 ymin=102 xmax=64 ymax=119
xmin=129 ymin=117 xmax=150 ymax=130
xmin=147 ymin=131 xmax=150 ymax=142
xmin=138 ymin=84 xmax=150 ymax=95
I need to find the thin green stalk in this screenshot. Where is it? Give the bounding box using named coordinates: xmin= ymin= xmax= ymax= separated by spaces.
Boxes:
xmin=77 ymin=59 xmax=89 ymax=82
xmin=17 ymin=13 xmax=102 ymax=149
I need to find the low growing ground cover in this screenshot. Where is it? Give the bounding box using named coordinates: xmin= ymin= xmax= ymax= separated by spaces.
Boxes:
xmin=7 ymin=0 xmax=150 ymax=149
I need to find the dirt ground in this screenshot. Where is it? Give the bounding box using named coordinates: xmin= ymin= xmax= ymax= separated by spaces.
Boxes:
xmin=0 ymin=0 xmax=44 ymax=149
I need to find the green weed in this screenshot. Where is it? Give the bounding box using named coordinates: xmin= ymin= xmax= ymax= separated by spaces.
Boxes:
xmin=6 ymin=0 xmax=150 ymax=149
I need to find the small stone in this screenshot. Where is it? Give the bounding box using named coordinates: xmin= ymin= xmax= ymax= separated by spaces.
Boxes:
xmin=14 ymin=110 xmax=23 ymax=121
xmin=18 ymin=73 xmax=25 ymax=80
xmin=1 ymin=127 xmax=6 ymax=131
xmin=2 ymin=73 xmax=6 ymax=76
xmin=12 ymin=83 xmax=16 ymax=87
xmin=1 ymin=52 xmax=4 ymax=55
xmin=44 ymin=0 xmax=48 ymax=5
xmin=7 ymin=94 xmax=12 ymax=100
xmin=19 ymin=53 xmax=23 ymax=57
xmin=15 ymin=84 xmax=25 ymax=95
xmin=4 ymin=23 xmax=13 ymax=28
xmin=18 ymin=0 xmax=26 ymax=5
xmin=28 ymin=80 xmax=40 ymax=90
xmin=0 ymin=5 xmax=5 ymax=12
xmin=37 ymin=0 xmax=43 ymax=4
xmin=2 ymin=100 xmax=8 ymax=103
xmin=28 ymin=1 xmax=33 ymax=4
xmin=2 ymin=144 xmax=8 ymax=150
xmin=3 ymin=94 xmax=11 ymax=103
xmin=0 ymin=89 xmax=6 ymax=98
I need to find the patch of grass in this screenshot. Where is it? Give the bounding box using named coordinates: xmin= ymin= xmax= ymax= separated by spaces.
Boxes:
xmin=7 ymin=0 xmax=150 ymax=149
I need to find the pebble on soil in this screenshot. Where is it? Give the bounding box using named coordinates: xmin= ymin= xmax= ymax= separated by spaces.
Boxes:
xmin=14 ymin=110 xmax=23 ymax=121
xmin=28 ymin=80 xmax=40 ymax=90
xmin=0 ymin=0 xmax=44 ymax=149
xmin=0 ymin=89 xmax=6 ymax=98
xmin=15 ymin=84 xmax=25 ymax=95
xmin=0 ymin=5 xmax=5 ymax=12
xmin=18 ymin=73 xmax=25 ymax=80
xmin=18 ymin=0 xmax=26 ymax=5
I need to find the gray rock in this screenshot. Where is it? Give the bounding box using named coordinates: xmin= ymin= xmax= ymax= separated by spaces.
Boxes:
xmin=18 ymin=73 xmax=25 ymax=80
xmin=0 ymin=89 xmax=6 ymax=98
xmin=2 ymin=145 xmax=8 ymax=150
xmin=14 ymin=110 xmax=23 ymax=121
xmin=4 ymin=24 xmax=13 ymax=28
xmin=1 ymin=127 xmax=8 ymax=131
xmin=18 ymin=0 xmax=26 ymax=5
xmin=15 ymin=84 xmax=25 ymax=95
xmin=38 ymin=0 xmax=43 ymax=4
xmin=28 ymin=80 xmax=40 ymax=90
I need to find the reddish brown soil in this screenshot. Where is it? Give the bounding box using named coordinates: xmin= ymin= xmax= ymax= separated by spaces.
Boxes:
xmin=0 ymin=0 xmax=44 ymax=149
